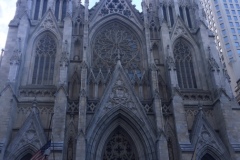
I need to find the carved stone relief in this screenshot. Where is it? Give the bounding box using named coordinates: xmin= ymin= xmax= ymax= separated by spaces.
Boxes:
xmin=100 ymin=0 xmax=132 ymax=18
xmin=105 ymin=77 xmax=136 ymax=111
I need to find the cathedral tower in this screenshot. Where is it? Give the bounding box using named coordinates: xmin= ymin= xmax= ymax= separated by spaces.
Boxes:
xmin=0 ymin=0 xmax=240 ymax=159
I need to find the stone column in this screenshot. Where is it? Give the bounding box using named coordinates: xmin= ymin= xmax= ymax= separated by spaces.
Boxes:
xmin=47 ymin=0 xmax=55 ymax=11
xmin=208 ymin=46 xmax=221 ymax=88
xmin=8 ymin=49 xmax=21 ymax=83
xmin=173 ymin=0 xmax=180 ymax=16
xmin=50 ymin=86 xmax=68 ymax=160
xmin=76 ymin=62 xmax=88 ymax=160
xmin=58 ymin=0 xmax=63 ymax=21
xmin=182 ymin=6 xmax=189 ymax=27
xmin=164 ymin=35 xmax=191 ymax=157
xmin=50 ymin=56 xmax=68 ymax=159
xmin=166 ymin=46 xmax=178 ymax=88
xmin=38 ymin=0 xmax=44 ymax=20
xmin=158 ymin=3 xmax=163 ymax=24
xmin=0 ymin=85 xmax=17 ymax=159
xmin=151 ymin=67 xmax=169 ymax=160
xmin=142 ymin=1 xmax=154 ymax=65
xmin=166 ymin=6 xmax=171 ymax=27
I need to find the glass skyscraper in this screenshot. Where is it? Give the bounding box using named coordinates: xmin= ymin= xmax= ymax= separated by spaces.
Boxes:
xmin=201 ymin=0 xmax=240 ymax=103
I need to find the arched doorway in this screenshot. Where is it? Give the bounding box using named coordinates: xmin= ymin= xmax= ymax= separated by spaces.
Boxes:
xmin=20 ymin=153 xmax=32 ymax=160
xmin=201 ymin=153 xmax=216 ymax=160
xmin=102 ymin=127 xmax=138 ymax=160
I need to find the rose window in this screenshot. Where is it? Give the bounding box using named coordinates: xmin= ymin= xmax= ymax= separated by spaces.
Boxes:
xmin=93 ymin=23 xmax=141 ymax=70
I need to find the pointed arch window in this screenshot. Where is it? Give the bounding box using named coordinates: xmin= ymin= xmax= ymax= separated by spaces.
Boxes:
xmin=55 ymin=0 xmax=60 ymax=19
xmin=33 ymin=0 xmax=48 ymax=20
xmin=62 ymin=0 xmax=67 ymax=20
xmin=54 ymin=0 xmax=67 ymax=21
xmin=34 ymin=0 xmax=41 ymax=20
xmin=179 ymin=7 xmax=184 ymax=21
xmin=186 ymin=7 xmax=192 ymax=28
xmin=163 ymin=5 xmax=168 ymax=22
xmin=169 ymin=6 xmax=174 ymax=27
xmin=173 ymin=40 xmax=197 ymax=89
xmin=42 ymin=0 xmax=48 ymax=16
xmin=32 ymin=33 xmax=57 ymax=85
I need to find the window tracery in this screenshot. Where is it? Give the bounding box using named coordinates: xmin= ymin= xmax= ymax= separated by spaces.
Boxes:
xmin=103 ymin=128 xmax=137 ymax=160
xmin=33 ymin=0 xmax=48 ymax=20
xmin=54 ymin=0 xmax=67 ymax=21
xmin=100 ymin=0 xmax=132 ymax=17
xmin=93 ymin=23 xmax=141 ymax=71
xmin=32 ymin=34 xmax=56 ymax=85
xmin=173 ymin=40 xmax=197 ymax=89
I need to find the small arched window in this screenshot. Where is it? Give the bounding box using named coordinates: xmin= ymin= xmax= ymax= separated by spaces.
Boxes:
xmin=54 ymin=0 xmax=67 ymax=21
xmin=32 ymin=33 xmax=57 ymax=85
xmin=62 ymin=0 xmax=67 ymax=20
xmin=186 ymin=7 xmax=192 ymax=28
xmin=55 ymin=0 xmax=60 ymax=20
xmin=179 ymin=7 xmax=184 ymax=21
xmin=169 ymin=6 xmax=174 ymax=27
xmin=163 ymin=5 xmax=168 ymax=22
xmin=173 ymin=40 xmax=197 ymax=89
xmin=33 ymin=0 xmax=48 ymax=20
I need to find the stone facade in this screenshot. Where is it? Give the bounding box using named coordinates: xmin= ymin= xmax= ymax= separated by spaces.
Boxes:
xmin=0 ymin=0 xmax=240 ymax=160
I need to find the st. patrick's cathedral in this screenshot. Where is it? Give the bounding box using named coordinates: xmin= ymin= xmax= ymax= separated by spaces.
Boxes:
xmin=1 ymin=0 xmax=240 ymax=159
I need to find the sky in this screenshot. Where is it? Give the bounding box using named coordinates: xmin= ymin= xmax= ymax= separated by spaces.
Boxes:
xmin=0 ymin=0 xmax=141 ymax=50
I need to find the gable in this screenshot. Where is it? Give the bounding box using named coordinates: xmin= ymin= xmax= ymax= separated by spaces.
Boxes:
xmin=89 ymin=0 xmax=143 ymax=28
xmin=86 ymin=60 xmax=155 ymax=134
xmin=5 ymin=108 xmax=47 ymax=159
xmin=191 ymin=109 xmax=230 ymax=159
xmin=31 ymin=9 xmax=62 ymax=40
xmin=171 ymin=17 xmax=196 ymax=43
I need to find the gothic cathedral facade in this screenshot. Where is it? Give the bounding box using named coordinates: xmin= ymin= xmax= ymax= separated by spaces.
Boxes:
xmin=0 ymin=0 xmax=240 ymax=159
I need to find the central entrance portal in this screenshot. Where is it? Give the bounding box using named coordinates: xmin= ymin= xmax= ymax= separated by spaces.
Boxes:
xmin=102 ymin=127 xmax=138 ymax=160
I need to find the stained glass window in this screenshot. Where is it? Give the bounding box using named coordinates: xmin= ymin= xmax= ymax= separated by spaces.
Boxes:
xmin=32 ymin=34 xmax=56 ymax=85
xmin=93 ymin=22 xmax=141 ymax=71
xmin=174 ymin=40 xmax=197 ymax=89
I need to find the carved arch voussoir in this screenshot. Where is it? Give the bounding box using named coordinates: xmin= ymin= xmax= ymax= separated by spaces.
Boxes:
xmin=86 ymin=108 xmax=156 ymax=160
xmin=196 ymin=144 xmax=225 ymax=160
xmin=5 ymin=112 xmax=47 ymax=159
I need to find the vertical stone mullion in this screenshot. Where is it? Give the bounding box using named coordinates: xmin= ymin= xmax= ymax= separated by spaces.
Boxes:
xmin=159 ymin=3 xmax=163 ymax=23
xmin=183 ymin=6 xmax=189 ymax=27
xmin=94 ymin=83 xmax=98 ymax=98
xmin=189 ymin=7 xmax=194 ymax=29
xmin=76 ymin=66 xmax=87 ymax=160
xmin=142 ymin=1 xmax=154 ymax=65
xmin=58 ymin=0 xmax=63 ymax=21
xmin=38 ymin=0 xmax=44 ymax=20
xmin=173 ymin=0 xmax=180 ymax=16
xmin=31 ymin=0 xmax=36 ymax=19
xmin=166 ymin=6 xmax=171 ymax=27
